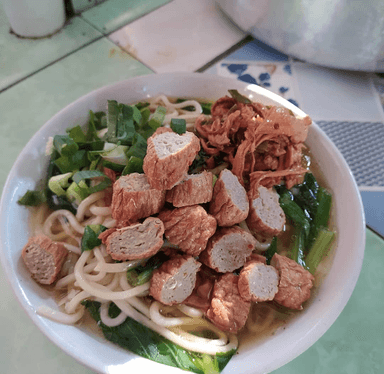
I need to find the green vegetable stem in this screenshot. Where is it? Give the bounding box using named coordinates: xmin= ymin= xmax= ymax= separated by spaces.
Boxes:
xmin=306 ymin=228 xmax=336 ymax=274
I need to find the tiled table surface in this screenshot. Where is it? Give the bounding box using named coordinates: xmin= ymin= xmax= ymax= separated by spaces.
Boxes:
xmin=1 ymin=1 xmax=383 ymax=373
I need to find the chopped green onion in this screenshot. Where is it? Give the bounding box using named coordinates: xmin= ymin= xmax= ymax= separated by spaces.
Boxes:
xmin=132 ymin=105 xmax=142 ymax=124
xmin=148 ymin=106 xmax=166 ymax=130
xmin=126 ymin=133 xmax=147 ymax=159
xmin=48 ymin=172 xmax=73 ymax=196
xmin=104 ymin=101 xmax=136 ymax=145
xmin=17 ymin=190 xmax=47 ymax=206
xmin=54 ymin=149 xmax=88 ymax=173
xmin=66 ymin=125 xmax=87 ymax=143
xmin=228 ymin=89 xmax=252 ymax=104
xmin=94 ymin=143 xmax=129 ymax=165
xmin=53 ymin=135 xmax=79 ymax=156
xmin=139 ymin=107 xmax=150 ymax=127
xmin=72 ymin=170 xmax=112 ymax=196
xmin=170 ymin=118 xmax=187 ymax=134
xmin=201 ymin=101 xmax=212 ymax=115
xmin=66 ymin=180 xmax=88 ymax=205
xmin=102 ymin=160 xmax=125 ymax=172
xmin=89 ymin=110 xmax=107 ymax=130
xmin=135 ymin=102 xmax=150 ymax=110
xmin=72 ymin=170 xmax=106 ymax=184
xmin=306 ymin=228 xmax=336 ymax=274
xmin=121 ymin=156 xmax=144 ymax=175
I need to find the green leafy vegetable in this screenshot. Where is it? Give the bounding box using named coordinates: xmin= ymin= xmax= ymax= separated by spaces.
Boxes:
xmin=290 ymin=227 xmax=306 ymax=267
xmin=279 ymin=190 xmax=311 ymax=239
xmin=228 ymin=89 xmax=252 ymax=104
xmin=170 ymin=118 xmax=187 ymax=134
xmin=126 ymin=252 xmax=169 ymax=286
xmin=82 ymin=301 xmax=236 ymax=374
xmin=306 ymin=228 xmax=335 ymax=274
xmin=264 ymin=237 xmax=278 ymax=264
xmin=292 ymin=173 xmax=319 ymax=219
xmin=189 ymin=149 xmax=209 ymax=174
xmin=48 ymin=193 xmax=77 ymax=214
xmin=17 ymin=190 xmax=47 ymax=206
xmin=81 ymin=225 xmax=108 ymax=252
xmin=306 ymin=187 xmax=332 ymax=248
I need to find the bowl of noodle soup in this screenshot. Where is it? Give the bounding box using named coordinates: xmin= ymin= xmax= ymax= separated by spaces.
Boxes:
xmin=0 ymin=72 xmax=365 ymax=374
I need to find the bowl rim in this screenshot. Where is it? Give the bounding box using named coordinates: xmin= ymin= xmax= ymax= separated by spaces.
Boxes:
xmin=0 ymin=72 xmax=366 ymax=374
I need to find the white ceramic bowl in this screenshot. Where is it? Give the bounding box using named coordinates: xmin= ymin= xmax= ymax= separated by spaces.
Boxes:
xmin=0 ymin=72 xmax=365 ymax=374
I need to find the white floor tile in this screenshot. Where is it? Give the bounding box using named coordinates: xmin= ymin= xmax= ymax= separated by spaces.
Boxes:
xmin=108 ymin=0 xmax=246 ymax=73
xmin=292 ymin=63 xmax=384 ymax=122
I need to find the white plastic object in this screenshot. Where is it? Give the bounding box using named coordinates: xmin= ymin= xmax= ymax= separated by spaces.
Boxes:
xmin=1 ymin=0 xmax=65 ymax=38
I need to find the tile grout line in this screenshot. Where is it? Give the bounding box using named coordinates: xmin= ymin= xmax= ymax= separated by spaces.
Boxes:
xmin=0 ymin=35 xmax=104 ymax=94
xmin=196 ymin=35 xmax=254 ymax=73
xmin=79 ymin=0 xmax=174 ymax=37
xmin=103 ymin=32 xmax=156 ymax=74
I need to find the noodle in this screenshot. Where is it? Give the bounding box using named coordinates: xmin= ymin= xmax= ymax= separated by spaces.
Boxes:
xmin=100 ymin=302 xmax=128 ymax=327
xmin=76 ymin=191 xmax=105 ymax=222
xmin=34 ymin=94 xmax=318 ymax=360
xmin=149 ymin=301 xmax=194 ymax=327
xmin=37 ymin=305 xmax=85 ymax=324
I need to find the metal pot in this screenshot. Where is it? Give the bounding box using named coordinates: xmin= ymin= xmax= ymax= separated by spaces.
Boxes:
xmin=217 ymin=0 xmax=384 ymax=71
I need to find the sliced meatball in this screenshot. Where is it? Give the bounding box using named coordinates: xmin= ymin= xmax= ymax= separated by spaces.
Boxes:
xmin=271 ymin=253 xmax=314 ymax=310
xmin=245 ymin=253 xmax=267 ymax=264
xmin=150 ymin=255 xmax=201 ymax=305
xmin=206 ymin=273 xmax=251 ymax=333
xmin=238 ymin=261 xmax=279 ymax=302
xmin=143 ymin=127 xmax=200 ymax=190
xmin=199 ymin=226 xmax=256 ymax=273
xmin=183 ymin=265 xmax=218 ymax=313
xmin=166 ymin=171 xmax=214 ymax=207
xmin=111 ymin=173 xmax=165 ymax=222
xmin=102 ymin=217 xmax=164 ymax=261
xmin=246 ymin=186 xmax=285 ymax=238
xmin=158 ymin=205 xmax=217 ymax=257
xmin=209 ymin=168 xmax=249 ymax=227
xmin=21 ymin=235 xmax=68 ymax=285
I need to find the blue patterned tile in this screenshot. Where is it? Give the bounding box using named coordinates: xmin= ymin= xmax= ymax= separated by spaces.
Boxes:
xmin=218 ymin=61 xmax=300 ymax=107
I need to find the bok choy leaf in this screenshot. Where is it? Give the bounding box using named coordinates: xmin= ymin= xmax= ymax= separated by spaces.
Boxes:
xmin=82 ymin=301 xmax=236 ymax=374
